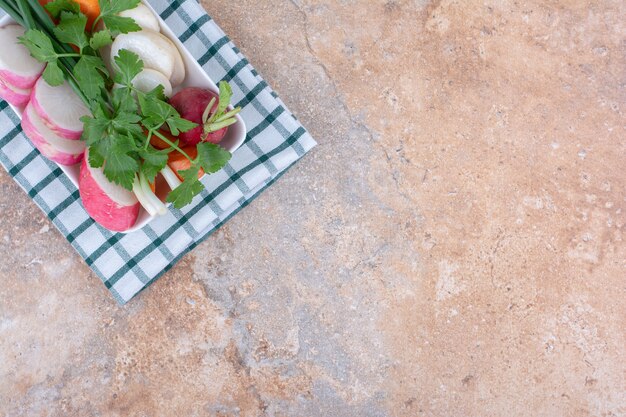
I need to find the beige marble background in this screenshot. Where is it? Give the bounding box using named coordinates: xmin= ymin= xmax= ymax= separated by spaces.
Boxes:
xmin=1 ymin=0 xmax=625 ymax=416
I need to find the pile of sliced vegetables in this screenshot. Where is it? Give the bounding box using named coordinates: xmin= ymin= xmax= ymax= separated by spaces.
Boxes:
xmin=0 ymin=0 xmax=241 ymax=231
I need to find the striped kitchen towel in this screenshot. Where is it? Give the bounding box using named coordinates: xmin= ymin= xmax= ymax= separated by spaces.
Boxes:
xmin=0 ymin=0 xmax=316 ymax=304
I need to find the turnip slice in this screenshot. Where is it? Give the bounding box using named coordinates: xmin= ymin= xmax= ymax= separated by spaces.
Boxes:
xmin=0 ymin=76 xmax=31 ymax=107
xmin=118 ymin=4 xmax=160 ymax=32
xmin=111 ymin=30 xmax=176 ymax=81
xmin=0 ymin=25 xmax=46 ymax=89
xmin=79 ymin=150 xmax=140 ymax=232
xmin=21 ymin=103 xmax=86 ymax=166
xmin=131 ymin=68 xmax=173 ymax=97
xmin=31 ymin=77 xmax=90 ymax=140
xmin=169 ymin=45 xmax=186 ymax=87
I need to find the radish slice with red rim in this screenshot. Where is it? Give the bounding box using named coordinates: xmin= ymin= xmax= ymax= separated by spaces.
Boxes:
xmin=0 ymin=76 xmax=30 ymax=107
xmin=22 ymin=103 xmax=86 ymax=166
xmin=0 ymin=25 xmax=45 ymax=89
xmin=31 ymin=77 xmax=90 ymax=140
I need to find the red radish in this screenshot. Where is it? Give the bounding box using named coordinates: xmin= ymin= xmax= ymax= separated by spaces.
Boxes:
xmin=21 ymin=103 xmax=86 ymax=166
xmin=0 ymin=76 xmax=31 ymax=107
xmin=0 ymin=25 xmax=45 ymax=89
xmin=31 ymin=77 xmax=90 ymax=140
xmin=169 ymin=82 xmax=241 ymax=146
xmin=79 ymin=150 xmax=140 ymax=232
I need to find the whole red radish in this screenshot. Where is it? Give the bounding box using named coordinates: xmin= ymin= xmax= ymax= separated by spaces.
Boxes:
xmin=169 ymin=81 xmax=240 ymax=146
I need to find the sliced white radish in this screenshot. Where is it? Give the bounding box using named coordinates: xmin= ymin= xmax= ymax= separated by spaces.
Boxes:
xmin=0 ymin=25 xmax=46 ymax=89
xmin=0 ymin=76 xmax=31 ymax=107
xmin=118 ymin=4 xmax=160 ymax=32
xmin=21 ymin=103 xmax=86 ymax=166
xmin=31 ymin=77 xmax=90 ymax=140
xmin=79 ymin=150 xmax=140 ymax=232
xmin=131 ymin=68 xmax=173 ymax=97
xmin=169 ymin=44 xmax=186 ymax=87
xmin=111 ymin=30 xmax=176 ymax=81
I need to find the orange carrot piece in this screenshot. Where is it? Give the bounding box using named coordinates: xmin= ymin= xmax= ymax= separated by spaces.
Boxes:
xmin=168 ymin=147 xmax=204 ymax=181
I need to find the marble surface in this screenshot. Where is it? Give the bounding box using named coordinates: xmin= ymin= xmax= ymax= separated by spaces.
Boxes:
xmin=1 ymin=0 xmax=625 ymax=416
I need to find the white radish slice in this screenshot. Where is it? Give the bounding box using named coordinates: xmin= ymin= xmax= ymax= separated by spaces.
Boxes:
xmin=79 ymin=149 xmax=140 ymax=232
xmin=169 ymin=44 xmax=186 ymax=87
xmin=111 ymin=30 xmax=176 ymax=81
xmin=0 ymin=25 xmax=46 ymax=89
xmin=31 ymin=77 xmax=90 ymax=140
xmin=131 ymin=68 xmax=173 ymax=97
xmin=0 ymin=76 xmax=31 ymax=107
xmin=118 ymin=4 xmax=160 ymax=32
xmin=21 ymin=103 xmax=86 ymax=166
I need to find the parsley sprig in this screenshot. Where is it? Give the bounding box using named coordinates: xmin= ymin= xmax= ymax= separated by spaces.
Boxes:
xmin=5 ymin=0 xmax=233 ymax=209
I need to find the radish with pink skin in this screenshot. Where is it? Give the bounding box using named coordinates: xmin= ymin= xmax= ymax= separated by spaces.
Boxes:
xmin=21 ymin=103 xmax=86 ymax=166
xmin=31 ymin=78 xmax=90 ymax=140
xmin=169 ymin=81 xmax=241 ymax=146
xmin=0 ymin=76 xmax=31 ymax=107
xmin=0 ymin=25 xmax=45 ymax=89
xmin=79 ymin=150 xmax=141 ymax=232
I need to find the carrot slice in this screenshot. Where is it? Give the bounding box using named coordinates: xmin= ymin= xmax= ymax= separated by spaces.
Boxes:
xmin=168 ymin=147 xmax=204 ymax=181
xmin=149 ymin=129 xmax=177 ymax=150
xmin=73 ymin=0 xmax=100 ymax=29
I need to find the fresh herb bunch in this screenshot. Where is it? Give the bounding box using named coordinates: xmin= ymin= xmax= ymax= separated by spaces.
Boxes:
xmin=1 ymin=0 xmax=232 ymax=209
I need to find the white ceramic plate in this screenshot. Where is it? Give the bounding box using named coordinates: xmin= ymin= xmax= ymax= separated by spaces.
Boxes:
xmin=0 ymin=0 xmax=246 ymax=233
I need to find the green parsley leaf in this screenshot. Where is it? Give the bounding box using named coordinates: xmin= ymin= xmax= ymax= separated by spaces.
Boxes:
xmin=80 ymin=108 xmax=111 ymax=146
xmin=88 ymin=144 xmax=106 ymax=168
xmin=113 ymin=49 xmax=143 ymax=87
xmin=89 ymin=30 xmax=113 ymax=50
xmin=139 ymin=147 xmax=169 ymax=182
xmin=195 ymin=142 xmax=231 ymax=174
xmin=102 ymin=15 xmax=141 ymax=35
xmin=138 ymin=94 xmax=173 ymax=130
xmin=166 ymin=167 xmax=204 ymax=209
xmin=145 ymin=85 xmax=166 ymax=102
xmin=19 ymin=29 xmax=58 ymax=62
xmin=112 ymin=87 xmax=138 ymax=115
xmin=54 ymin=12 xmax=89 ymax=52
xmin=44 ymin=0 xmax=80 ymax=18
xmin=167 ymin=115 xmax=197 ymax=136
xmin=41 ymin=61 xmax=65 ymax=86
xmin=74 ymin=56 xmax=107 ymax=100
xmin=137 ymin=88 xmax=197 ymax=134
xmin=98 ymin=0 xmax=141 ymax=16
xmin=102 ymin=133 xmax=139 ymax=190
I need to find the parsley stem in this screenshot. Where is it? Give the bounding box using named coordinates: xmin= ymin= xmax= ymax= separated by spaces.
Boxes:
xmin=151 ymin=130 xmax=194 ymax=163
xmin=91 ymin=15 xmax=102 ymax=34
xmin=144 ymin=130 xmax=153 ymax=150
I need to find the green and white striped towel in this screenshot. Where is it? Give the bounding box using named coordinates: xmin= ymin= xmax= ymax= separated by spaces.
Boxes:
xmin=0 ymin=0 xmax=316 ymax=304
